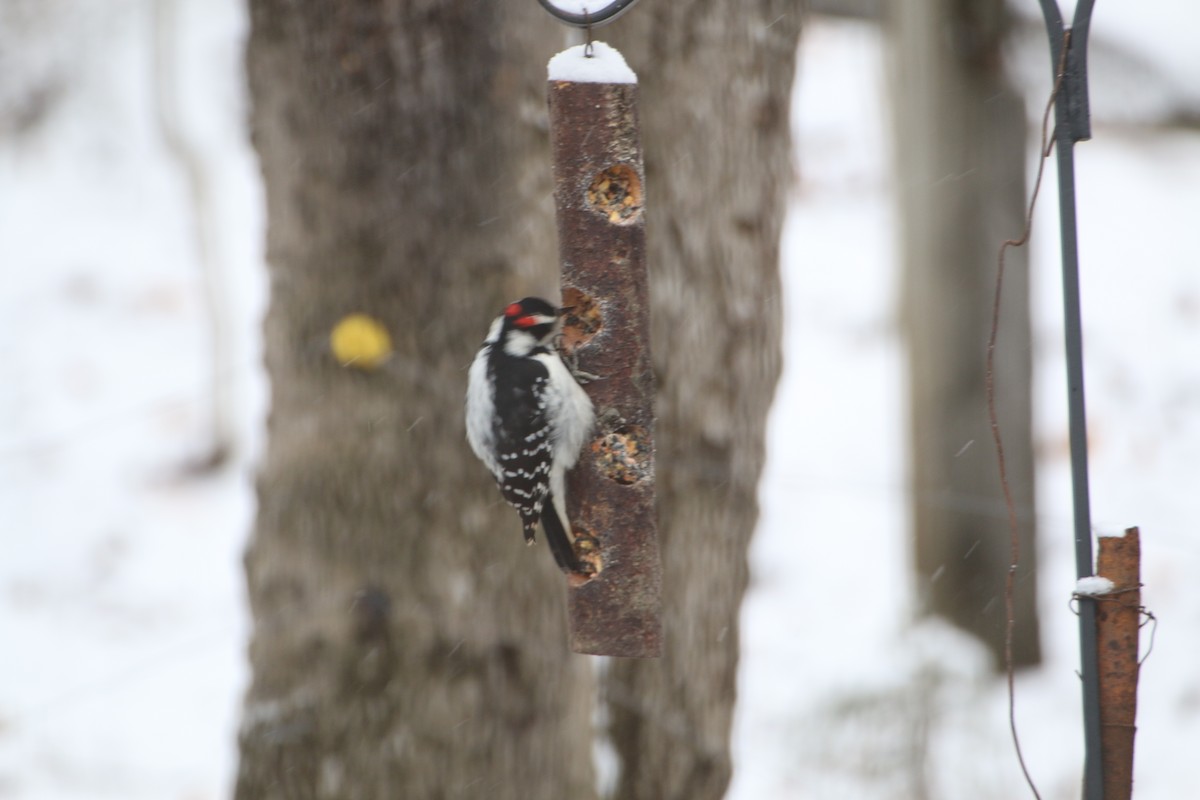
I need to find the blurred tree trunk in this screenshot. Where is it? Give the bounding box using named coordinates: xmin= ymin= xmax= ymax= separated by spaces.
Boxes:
xmin=236 ymin=1 xmax=800 ymax=798
xmin=887 ymin=0 xmax=1041 ymax=668
xmin=235 ymin=3 xmax=596 ymax=798
xmin=603 ymin=4 xmax=801 ymax=798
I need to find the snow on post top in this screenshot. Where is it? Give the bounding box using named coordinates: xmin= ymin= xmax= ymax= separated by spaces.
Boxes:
xmin=1075 ymin=576 xmax=1116 ymax=596
xmin=547 ymin=42 xmax=637 ymax=84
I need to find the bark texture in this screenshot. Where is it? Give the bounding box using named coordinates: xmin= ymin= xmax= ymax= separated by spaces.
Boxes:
xmin=238 ymin=1 xmax=800 ymax=798
xmin=600 ymin=4 xmax=801 ymax=798
xmin=889 ymin=0 xmax=1042 ymax=668
xmin=547 ymin=78 xmax=663 ymax=658
xmin=237 ymin=3 xmax=596 ymax=798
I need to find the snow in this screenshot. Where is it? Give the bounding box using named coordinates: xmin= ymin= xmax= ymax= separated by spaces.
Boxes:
xmin=548 ymin=42 xmax=637 ymax=85
xmin=3 ymin=5 xmax=1199 ymax=800
xmin=0 ymin=1 xmax=263 ymax=798
xmin=1075 ymin=577 xmax=1117 ymax=597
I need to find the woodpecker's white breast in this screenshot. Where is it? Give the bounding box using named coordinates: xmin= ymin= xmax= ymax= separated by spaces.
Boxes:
xmin=465 ymin=316 xmax=503 ymax=475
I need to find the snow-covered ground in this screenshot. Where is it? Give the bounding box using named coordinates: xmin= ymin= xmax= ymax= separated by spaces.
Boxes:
xmin=1 ymin=2 xmax=263 ymax=798
xmin=2 ymin=3 xmax=1197 ymax=799
xmin=732 ymin=14 xmax=1200 ymax=800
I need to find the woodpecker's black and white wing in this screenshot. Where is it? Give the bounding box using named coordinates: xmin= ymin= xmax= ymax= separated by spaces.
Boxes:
xmin=488 ymin=355 xmax=555 ymax=543
xmin=467 ymin=321 xmax=553 ymax=543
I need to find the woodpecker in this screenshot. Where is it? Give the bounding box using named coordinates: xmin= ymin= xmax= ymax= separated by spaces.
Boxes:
xmin=466 ymin=297 xmax=595 ymax=573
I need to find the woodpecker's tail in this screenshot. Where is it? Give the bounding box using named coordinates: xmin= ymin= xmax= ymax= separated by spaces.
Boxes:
xmin=541 ymin=492 xmax=582 ymax=573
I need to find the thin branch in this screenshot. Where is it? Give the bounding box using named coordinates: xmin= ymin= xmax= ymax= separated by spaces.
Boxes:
xmin=986 ymin=28 xmax=1071 ymax=800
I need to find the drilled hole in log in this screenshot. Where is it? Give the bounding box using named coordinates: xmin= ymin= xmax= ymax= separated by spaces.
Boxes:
xmin=560 ymin=287 xmax=602 ymax=353
xmin=586 ymin=164 xmax=643 ymax=225
xmin=593 ymin=425 xmax=650 ymax=485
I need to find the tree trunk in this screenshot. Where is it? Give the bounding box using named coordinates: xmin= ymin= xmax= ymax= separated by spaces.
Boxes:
xmin=237 ymin=3 xmax=596 ymax=798
xmin=237 ymin=1 xmax=801 ymax=798
xmin=888 ymin=0 xmax=1041 ymax=667
xmin=601 ymin=4 xmax=801 ymax=798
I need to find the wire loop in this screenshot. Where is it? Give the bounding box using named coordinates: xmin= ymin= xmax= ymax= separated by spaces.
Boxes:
xmin=537 ymin=0 xmax=641 ymax=28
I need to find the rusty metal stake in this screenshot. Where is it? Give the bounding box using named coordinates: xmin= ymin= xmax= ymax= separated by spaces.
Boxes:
xmin=547 ymin=43 xmax=662 ymax=658
xmin=1095 ymin=527 xmax=1142 ymax=800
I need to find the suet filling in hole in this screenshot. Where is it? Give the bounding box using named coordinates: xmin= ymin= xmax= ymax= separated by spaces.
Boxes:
xmin=593 ymin=425 xmax=650 ymax=485
xmin=560 ymin=287 xmax=602 ymax=353
xmin=586 ymin=164 xmax=642 ymax=224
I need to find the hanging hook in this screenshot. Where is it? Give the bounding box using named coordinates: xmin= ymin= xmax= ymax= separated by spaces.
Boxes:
xmin=537 ymin=0 xmax=641 ymax=29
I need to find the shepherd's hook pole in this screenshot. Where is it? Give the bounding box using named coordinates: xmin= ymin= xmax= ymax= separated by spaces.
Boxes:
xmin=1036 ymin=1 xmax=1103 ymax=798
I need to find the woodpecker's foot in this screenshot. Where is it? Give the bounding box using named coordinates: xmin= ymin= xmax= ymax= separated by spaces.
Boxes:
xmin=596 ymin=407 xmax=627 ymax=430
xmin=562 ymin=348 xmax=604 ymax=384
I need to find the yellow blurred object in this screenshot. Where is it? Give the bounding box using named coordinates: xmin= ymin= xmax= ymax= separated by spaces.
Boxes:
xmin=330 ymin=313 xmax=393 ymax=370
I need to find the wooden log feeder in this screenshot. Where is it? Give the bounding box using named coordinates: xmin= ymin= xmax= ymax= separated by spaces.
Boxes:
xmin=546 ymin=41 xmax=662 ymax=658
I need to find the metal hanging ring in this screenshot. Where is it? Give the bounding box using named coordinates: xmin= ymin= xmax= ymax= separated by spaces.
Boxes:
xmin=537 ymin=0 xmax=641 ymax=28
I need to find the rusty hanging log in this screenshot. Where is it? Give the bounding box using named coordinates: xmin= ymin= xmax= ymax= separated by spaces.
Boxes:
xmin=546 ymin=42 xmax=662 ymax=658
xmin=1095 ymin=526 xmax=1142 ymax=800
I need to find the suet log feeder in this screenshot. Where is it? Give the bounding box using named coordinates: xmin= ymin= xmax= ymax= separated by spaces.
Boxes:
xmin=547 ymin=41 xmax=662 ymax=658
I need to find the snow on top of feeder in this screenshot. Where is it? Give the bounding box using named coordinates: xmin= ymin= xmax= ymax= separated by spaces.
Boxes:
xmin=1097 ymin=528 xmax=1129 ymax=538
xmin=548 ymin=42 xmax=637 ymax=84
xmin=1075 ymin=576 xmax=1116 ymax=596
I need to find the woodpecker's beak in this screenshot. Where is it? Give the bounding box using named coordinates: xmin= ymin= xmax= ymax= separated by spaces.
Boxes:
xmin=557 ymin=305 xmax=575 ymax=315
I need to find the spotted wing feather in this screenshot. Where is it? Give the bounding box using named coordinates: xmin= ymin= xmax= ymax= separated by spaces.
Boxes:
xmin=487 ymin=353 xmax=554 ymax=542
